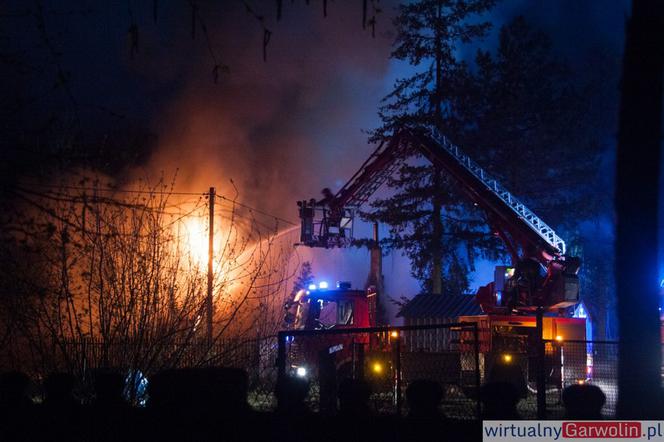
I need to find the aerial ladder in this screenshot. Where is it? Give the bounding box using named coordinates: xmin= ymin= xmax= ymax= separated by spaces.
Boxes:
xmin=292 ymin=126 xmax=588 ymax=394
xmin=297 ymin=126 xmax=581 ymax=314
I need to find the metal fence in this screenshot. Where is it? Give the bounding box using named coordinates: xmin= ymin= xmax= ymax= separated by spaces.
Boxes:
xmin=272 ymin=326 xmax=630 ymax=419
xmin=276 ymin=323 xmax=481 ymax=418
xmin=9 ymin=338 xmax=264 ymax=375
xmin=1 ymin=336 xmax=280 ymax=408
xmin=495 ymin=339 xmax=619 ymax=419
xmin=3 ymin=332 xmax=644 ymax=419
xmin=532 ymin=339 xmax=618 ymax=419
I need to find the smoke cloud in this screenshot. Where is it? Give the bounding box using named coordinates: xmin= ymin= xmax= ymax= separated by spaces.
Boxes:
xmin=133 ymin=1 xmax=397 ymax=222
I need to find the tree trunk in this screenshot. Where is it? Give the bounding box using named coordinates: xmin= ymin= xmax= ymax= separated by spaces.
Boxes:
xmin=430 ymin=0 xmax=444 ymax=295
xmin=616 ymin=0 xmax=663 ymax=418
xmin=431 ymin=171 xmax=443 ymax=294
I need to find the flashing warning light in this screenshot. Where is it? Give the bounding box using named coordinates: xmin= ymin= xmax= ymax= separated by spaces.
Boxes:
xmin=371 ymin=362 xmax=384 ymax=374
xmin=296 ymin=367 xmax=307 ymax=378
xmin=390 ymin=331 xmax=399 ymax=338
xmin=502 ymin=354 xmax=512 ymax=363
xmin=318 ymin=281 xmax=329 ymax=289
xmin=555 ymin=335 xmax=564 ymax=342
xmin=308 ymin=284 xmax=317 ymax=291
xmin=575 ymin=304 xmax=587 ymax=319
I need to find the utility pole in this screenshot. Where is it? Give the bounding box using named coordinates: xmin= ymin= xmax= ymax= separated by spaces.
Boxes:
xmin=207 ymin=187 xmax=215 ymax=345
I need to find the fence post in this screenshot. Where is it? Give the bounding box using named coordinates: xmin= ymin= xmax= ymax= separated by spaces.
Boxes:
xmin=276 ymin=332 xmax=286 ymax=380
xmin=473 ymin=323 xmax=481 ymax=420
xmin=81 ymin=338 xmax=87 ymax=380
xmin=352 ymin=341 xmax=365 ymax=380
xmin=395 ymin=333 xmax=402 ymax=416
xmin=536 ymin=307 xmax=546 ymax=419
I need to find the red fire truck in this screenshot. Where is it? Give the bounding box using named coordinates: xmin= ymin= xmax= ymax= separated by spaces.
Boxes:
xmin=287 ymin=126 xmax=587 ymax=391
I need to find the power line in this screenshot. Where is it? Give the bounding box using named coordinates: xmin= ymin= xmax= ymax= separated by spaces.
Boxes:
xmin=4 ymin=194 xmax=215 ymax=250
xmin=9 ymin=181 xmax=297 ymax=226
xmin=216 ymin=195 xmax=296 ymax=226
xmin=10 ymin=186 xmax=206 ymax=217
xmin=13 ymin=181 xmax=208 ymax=197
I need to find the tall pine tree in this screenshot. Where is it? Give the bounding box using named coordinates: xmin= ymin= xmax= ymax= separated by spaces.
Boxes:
xmin=367 ymin=0 xmax=496 ymax=295
xmin=467 ymin=17 xmax=598 ymax=223
xmin=466 ymin=17 xmax=616 ymax=334
xmin=368 ymin=11 xmax=610 ymax=301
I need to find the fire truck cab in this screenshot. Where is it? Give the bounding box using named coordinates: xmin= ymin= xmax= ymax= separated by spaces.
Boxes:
xmin=285 ymin=283 xmax=376 ymax=331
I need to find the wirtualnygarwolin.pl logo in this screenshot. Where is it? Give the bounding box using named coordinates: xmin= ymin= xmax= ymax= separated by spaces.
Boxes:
xmin=483 ymin=421 xmax=664 ymax=441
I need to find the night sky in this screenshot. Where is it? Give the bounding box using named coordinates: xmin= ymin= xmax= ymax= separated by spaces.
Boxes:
xmin=2 ymin=1 xmax=629 ymax=213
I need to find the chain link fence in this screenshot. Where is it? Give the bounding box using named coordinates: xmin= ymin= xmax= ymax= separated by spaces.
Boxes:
xmin=502 ymin=339 xmax=619 ymax=419
xmin=534 ymin=340 xmax=618 ymax=418
xmin=276 ymin=323 xmax=481 ymax=418
xmin=1 ymin=336 xmax=279 ymax=408
xmin=7 ymin=332 xmax=658 ymax=419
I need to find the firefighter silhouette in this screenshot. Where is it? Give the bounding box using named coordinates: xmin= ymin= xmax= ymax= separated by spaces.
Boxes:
xmin=317 ymin=188 xmax=334 ymax=206
xmin=316 ymin=187 xmax=346 ymax=240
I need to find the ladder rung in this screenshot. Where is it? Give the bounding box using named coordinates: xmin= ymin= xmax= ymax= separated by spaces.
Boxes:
xmin=426 ymin=129 xmax=566 ymax=255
